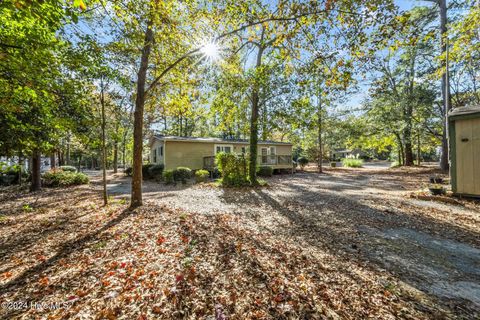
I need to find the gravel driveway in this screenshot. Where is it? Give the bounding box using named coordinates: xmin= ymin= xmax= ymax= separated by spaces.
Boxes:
xmin=98 ymin=167 xmax=480 ymax=317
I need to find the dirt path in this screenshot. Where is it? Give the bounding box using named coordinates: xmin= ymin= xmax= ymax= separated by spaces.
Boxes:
xmin=101 ymin=167 xmax=480 ymax=317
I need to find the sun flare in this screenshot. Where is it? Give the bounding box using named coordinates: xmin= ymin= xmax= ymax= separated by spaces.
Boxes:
xmin=200 ymin=41 xmax=221 ymax=61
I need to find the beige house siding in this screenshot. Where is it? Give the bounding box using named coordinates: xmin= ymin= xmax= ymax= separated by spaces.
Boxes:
xmin=152 ymin=138 xmax=293 ymax=171
xmin=164 ymin=141 xmax=215 ymax=170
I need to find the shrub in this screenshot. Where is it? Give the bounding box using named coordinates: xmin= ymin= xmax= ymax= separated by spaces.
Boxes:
xmin=163 ymin=170 xmax=174 ymax=184
xmin=148 ymin=164 xmax=164 ymax=179
xmin=42 ymin=170 xmax=89 ymax=187
xmin=216 ymin=152 xmax=248 ymax=186
xmin=297 ymin=156 xmax=308 ymax=170
xmin=73 ymin=172 xmax=89 ymax=184
xmin=195 ymin=169 xmax=209 ymax=183
xmin=142 ymin=164 xmax=155 ymax=179
xmin=59 ymin=165 xmax=77 ymax=173
xmin=257 ymin=166 xmax=273 ymax=177
xmin=173 ymin=167 xmax=192 ymax=184
xmin=125 ymin=167 xmax=133 ymax=176
xmin=341 ymin=158 xmax=364 ymax=168
xmin=0 ymin=163 xmax=20 ymax=185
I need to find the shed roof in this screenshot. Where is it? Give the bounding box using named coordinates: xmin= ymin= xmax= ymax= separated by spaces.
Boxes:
xmin=448 ymin=105 xmax=480 ymax=118
xmin=150 ymin=135 xmax=293 ymax=146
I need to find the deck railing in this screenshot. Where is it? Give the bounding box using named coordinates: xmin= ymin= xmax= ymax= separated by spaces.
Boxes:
xmin=203 ymin=154 xmax=292 ymax=169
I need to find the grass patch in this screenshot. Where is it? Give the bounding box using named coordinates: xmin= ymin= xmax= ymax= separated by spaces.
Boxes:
xmin=341 ymin=158 xmax=364 ymax=168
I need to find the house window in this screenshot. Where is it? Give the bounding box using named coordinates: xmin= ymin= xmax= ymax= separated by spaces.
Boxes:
xmin=153 ymin=148 xmax=157 ymax=163
xmin=241 ymin=147 xmax=246 ymax=154
xmin=261 ymin=146 xmax=276 ymax=164
xmin=159 ymin=146 xmax=163 ymax=157
xmin=261 ymin=147 xmax=268 ymax=164
xmin=215 ymin=145 xmax=233 ymax=154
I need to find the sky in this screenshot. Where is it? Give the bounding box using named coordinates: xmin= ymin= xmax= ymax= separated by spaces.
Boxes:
xmin=343 ymin=0 xmax=435 ymax=112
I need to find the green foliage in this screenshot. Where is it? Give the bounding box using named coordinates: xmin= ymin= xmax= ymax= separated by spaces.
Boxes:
xmin=195 ymin=170 xmax=209 ymax=183
xmin=162 ymin=170 xmax=174 ymax=184
xmin=148 ymin=164 xmax=164 ymax=179
xmin=59 ymin=165 xmax=77 ymax=173
xmin=341 ymin=158 xmax=364 ymax=168
xmin=42 ymin=170 xmax=89 ymax=187
xmin=0 ymin=163 xmax=20 ymax=185
xmin=297 ymin=156 xmax=309 ymax=169
xmin=173 ymin=167 xmax=192 ymax=184
xmin=257 ymin=166 xmax=273 ymax=177
xmin=215 ymin=152 xmax=249 ymax=186
xmin=142 ymin=164 xmax=155 ymax=179
xmin=22 ymin=204 xmax=33 ymax=212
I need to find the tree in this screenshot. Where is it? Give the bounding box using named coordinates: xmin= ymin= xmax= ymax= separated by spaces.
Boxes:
xmin=0 ymin=0 xmax=92 ymax=191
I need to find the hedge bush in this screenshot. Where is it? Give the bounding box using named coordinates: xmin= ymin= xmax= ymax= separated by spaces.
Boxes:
xmin=341 ymin=158 xmax=364 ymax=168
xmin=0 ymin=163 xmax=20 ymax=185
xmin=42 ymin=170 xmax=89 ymax=187
xmin=148 ymin=164 xmax=164 ymax=179
xmin=195 ymin=169 xmax=209 ymax=183
xmin=216 ymin=152 xmax=248 ymax=186
xmin=59 ymin=165 xmax=77 ymax=173
xmin=297 ymin=156 xmax=308 ymax=170
xmin=173 ymin=167 xmax=192 ymax=184
xmin=142 ymin=164 xmax=155 ymax=179
xmin=257 ymin=166 xmax=273 ymax=177
xmin=163 ymin=170 xmax=174 ymax=184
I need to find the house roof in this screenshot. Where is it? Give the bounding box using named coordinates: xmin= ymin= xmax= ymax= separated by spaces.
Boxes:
xmin=150 ymin=135 xmax=293 ymax=146
xmin=448 ymin=105 xmax=480 ymax=118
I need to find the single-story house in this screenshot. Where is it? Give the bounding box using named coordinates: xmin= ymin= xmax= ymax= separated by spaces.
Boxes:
xmin=149 ymin=135 xmax=293 ymax=171
xmin=331 ymin=148 xmax=365 ymax=160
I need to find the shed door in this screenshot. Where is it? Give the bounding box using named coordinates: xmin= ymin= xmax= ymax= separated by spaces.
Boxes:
xmin=455 ymin=118 xmax=480 ymax=195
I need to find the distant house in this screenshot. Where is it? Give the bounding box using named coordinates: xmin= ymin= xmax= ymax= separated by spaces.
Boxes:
xmin=149 ymin=135 xmax=293 ymax=171
xmin=331 ymin=148 xmax=366 ymax=160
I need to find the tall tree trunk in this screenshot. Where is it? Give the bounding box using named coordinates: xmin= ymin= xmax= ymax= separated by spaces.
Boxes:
xmin=395 ymin=133 xmax=404 ymax=166
xmin=57 ymin=150 xmax=63 ymax=166
xmin=404 ymin=119 xmax=414 ymax=166
xmin=131 ymin=18 xmax=154 ymax=208
xmin=30 ymin=149 xmax=41 ymax=192
xmin=113 ymin=141 xmax=118 ymax=174
xmin=317 ymin=87 xmax=323 ymax=173
xmin=248 ymin=45 xmax=265 ymax=184
xmin=439 ymin=0 xmax=451 ymax=171
xmin=261 ymin=104 xmax=267 ymax=141
xmin=77 ymin=153 xmax=82 ymax=172
xmin=66 ymin=134 xmax=71 ymax=165
xmin=101 ymin=76 xmax=108 ymax=206
xmin=50 ymin=153 xmax=56 ymax=169
xmin=417 ymin=131 xmax=421 ymax=166
xmin=18 ymin=154 xmax=23 ymax=185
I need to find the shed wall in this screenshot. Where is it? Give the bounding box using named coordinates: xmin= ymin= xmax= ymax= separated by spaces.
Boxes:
xmin=454 ymin=117 xmax=480 ymax=196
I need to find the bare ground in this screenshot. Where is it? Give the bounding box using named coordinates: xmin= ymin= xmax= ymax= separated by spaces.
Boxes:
xmin=0 ymin=166 xmax=479 ymax=319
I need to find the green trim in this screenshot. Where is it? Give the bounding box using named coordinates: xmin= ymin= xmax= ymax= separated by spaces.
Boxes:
xmin=448 ymin=112 xmax=480 ymax=121
xmin=449 ymin=120 xmax=457 ymax=193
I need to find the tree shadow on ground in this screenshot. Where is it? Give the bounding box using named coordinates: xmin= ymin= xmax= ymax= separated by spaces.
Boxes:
xmin=218 ymin=180 xmax=480 ymax=317
xmin=0 ymin=206 xmax=134 ymax=304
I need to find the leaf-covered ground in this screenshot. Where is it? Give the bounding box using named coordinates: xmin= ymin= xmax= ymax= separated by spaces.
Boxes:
xmin=0 ymin=167 xmax=479 ymax=319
